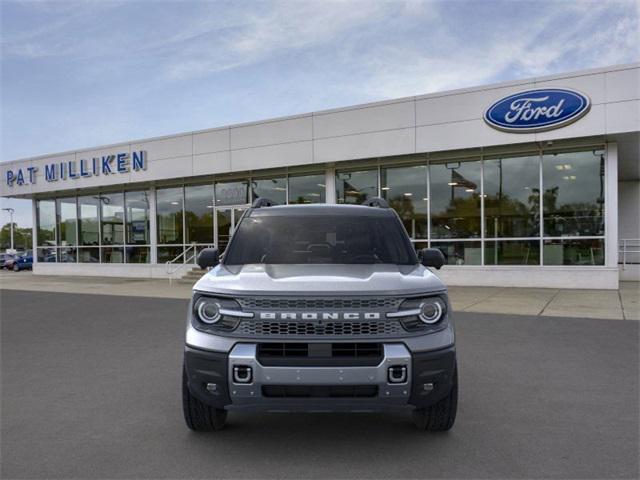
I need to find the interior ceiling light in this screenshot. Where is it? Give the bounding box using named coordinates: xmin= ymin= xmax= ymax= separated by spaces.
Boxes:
xmin=447 ymin=182 xmax=458 ymax=186
xmin=403 ymin=192 xmax=413 ymax=196
xmin=381 ymin=187 xmax=390 ymax=190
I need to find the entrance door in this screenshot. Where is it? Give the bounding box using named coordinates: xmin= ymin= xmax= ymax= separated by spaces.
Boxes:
xmin=215 ymin=206 xmax=247 ymax=253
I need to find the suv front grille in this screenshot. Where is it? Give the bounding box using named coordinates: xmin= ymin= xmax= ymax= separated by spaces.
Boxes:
xmin=236 ymin=297 xmax=403 ymax=310
xmin=237 ymin=320 xmax=404 ymax=337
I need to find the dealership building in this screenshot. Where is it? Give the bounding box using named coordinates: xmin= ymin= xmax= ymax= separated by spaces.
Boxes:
xmin=1 ymin=63 xmax=638 ymax=289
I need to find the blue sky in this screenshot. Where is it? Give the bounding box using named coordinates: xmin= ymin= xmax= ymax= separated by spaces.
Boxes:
xmin=1 ymin=0 xmax=639 ymax=228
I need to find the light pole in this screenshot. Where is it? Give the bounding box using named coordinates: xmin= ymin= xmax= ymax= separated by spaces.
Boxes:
xmin=2 ymin=207 xmax=15 ymax=251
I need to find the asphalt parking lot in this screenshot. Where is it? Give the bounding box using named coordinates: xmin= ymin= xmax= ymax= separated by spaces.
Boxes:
xmin=1 ymin=289 xmax=638 ymax=479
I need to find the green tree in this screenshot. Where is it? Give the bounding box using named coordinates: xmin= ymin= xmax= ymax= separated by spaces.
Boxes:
xmin=0 ymin=223 xmax=32 ymax=251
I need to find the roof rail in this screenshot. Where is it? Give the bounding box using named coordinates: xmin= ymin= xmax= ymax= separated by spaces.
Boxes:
xmin=361 ymin=197 xmax=389 ymax=208
xmin=251 ymin=198 xmax=278 ymax=208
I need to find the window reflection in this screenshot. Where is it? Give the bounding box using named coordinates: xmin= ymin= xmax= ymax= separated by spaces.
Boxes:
xmin=100 ymin=193 xmax=124 ymax=245
xmin=430 ymin=160 xmax=481 ymax=238
xmin=542 ymin=150 xmax=605 ymax=237
xmin=431 ymin=241 xmax=482 ymax=265
xmin=484 ymin=155 xmax=540 ymax=238
xmin=485 ymin=240 xmax=540 ymax=265
xmin=56 ymin=198 xmax=77 ymax=246
xmin=125 ymin=191 xmax=150 ymax=245
xmin=381 ymin=165 xmax=428 ymax=239
xmin=36 ymin=200 xmax=56 ymax=246
xmin=156 ymin=187 xmax=183 ymax=244
xmin=288 ymin=173 xmax=325 ymax=204
xmin=78 ymin=196 xmax=100 ymax=246
xmin=185 ymin=184 xmax=214 ymax=244
xmin=252 ymin=177 xmax=287 ymax=204
xmin=336 ymin=170 xmax=378 ymax=204
xmin=215 ymin=180 xmax=248 ymax=206
xmin=543 ymin=238 xmax=604 ymax=265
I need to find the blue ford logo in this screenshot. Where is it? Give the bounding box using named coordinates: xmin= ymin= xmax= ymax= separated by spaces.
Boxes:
xmin=484 ymin=88 xmax=591 ymax=133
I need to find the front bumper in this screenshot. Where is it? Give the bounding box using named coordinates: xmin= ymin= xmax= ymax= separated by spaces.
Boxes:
xmin=184 ymin=343 xmax=456 ymax=412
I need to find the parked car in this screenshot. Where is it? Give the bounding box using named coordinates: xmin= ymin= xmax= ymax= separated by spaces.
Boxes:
xmin=12 ymin=252 xmax=33 ymax=271
xmin=2 ymin=254 xmax=17 ymax=270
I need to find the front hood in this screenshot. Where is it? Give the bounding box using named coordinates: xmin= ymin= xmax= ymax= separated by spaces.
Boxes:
xmin=193 ymin=264 xmax=445 ymax=296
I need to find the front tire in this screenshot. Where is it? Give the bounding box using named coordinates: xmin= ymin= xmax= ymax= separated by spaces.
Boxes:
xmin=412 ymin=365 xmax=458 ymax=431
xmin=13 ymin=264 xmax=19 ymax=272
xmin=182 ymin=366 xmax=227 ymax=431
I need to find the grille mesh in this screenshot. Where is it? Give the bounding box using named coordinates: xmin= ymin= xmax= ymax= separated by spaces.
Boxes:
xmin=237 ymin=320 xmax=403 ymax=337
xmin=236 ymin=297 xmax=403 ymax=310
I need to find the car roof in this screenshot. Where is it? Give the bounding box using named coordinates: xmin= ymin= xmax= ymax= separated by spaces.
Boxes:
xmin=247 ymin=204 xmax=395 ymax=217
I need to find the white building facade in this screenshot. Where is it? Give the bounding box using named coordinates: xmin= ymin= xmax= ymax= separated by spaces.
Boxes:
xmin=2 ymin=63 xmax=639 ymax=289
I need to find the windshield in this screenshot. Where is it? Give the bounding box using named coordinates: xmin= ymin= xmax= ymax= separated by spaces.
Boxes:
xmin=224 ymin=214 xmax=417 ymax=265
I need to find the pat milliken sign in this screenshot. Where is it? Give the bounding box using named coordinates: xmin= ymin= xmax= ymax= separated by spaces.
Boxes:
xmin=5 ymin=151 xmax=147 ymax=187
xmin=484 ymin=88 xmax=591 ymax=133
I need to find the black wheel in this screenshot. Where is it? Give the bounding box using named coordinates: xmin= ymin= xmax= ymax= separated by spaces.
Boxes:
xmin=182 ymin=366 xmax=227 ymax=431
xmin=412 ymin=366 xmax=458 ymax=431
xmin=13 ymin=264 xmax=19 ymax=272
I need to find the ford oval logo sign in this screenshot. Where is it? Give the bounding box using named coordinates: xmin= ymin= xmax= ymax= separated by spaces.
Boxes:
xmin=484 ymin=88 xmax=591 ymax=133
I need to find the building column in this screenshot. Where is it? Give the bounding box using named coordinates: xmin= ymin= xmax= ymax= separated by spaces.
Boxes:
xmin=325 ymin=164 xmax=336 ymax=204
xmin=149 ymin=186 xmax=158 ymax=264
xmin=605 ymin=142 xmax=618 ymax=270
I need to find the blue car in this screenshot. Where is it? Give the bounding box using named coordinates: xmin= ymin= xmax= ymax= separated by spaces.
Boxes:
xmin=13 ymin=253 xmax=33 ymax=271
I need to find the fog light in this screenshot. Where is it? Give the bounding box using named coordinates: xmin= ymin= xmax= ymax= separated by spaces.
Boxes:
xmin=206 ymin=383 xmax=218 ymax=393
xmin=233 ymin=366 xmax=253 ymax=384
xmin=388 ymin=365 xmax=407 ymax=384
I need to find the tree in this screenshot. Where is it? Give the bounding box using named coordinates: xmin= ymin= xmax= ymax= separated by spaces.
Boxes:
xmin=0 ymin=223 xmax=32 ymax=251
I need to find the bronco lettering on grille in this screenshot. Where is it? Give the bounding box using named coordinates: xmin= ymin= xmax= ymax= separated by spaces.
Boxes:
xmin=258 ymin=312 xmax=381 ymax=320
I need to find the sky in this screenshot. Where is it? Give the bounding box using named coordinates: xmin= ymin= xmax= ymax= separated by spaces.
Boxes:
xmin=1 ymin=0 xmax=639 ymax=228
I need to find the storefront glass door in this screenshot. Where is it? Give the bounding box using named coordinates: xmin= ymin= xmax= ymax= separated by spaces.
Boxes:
xmin=215 ymin=206 xmax=247 ymax=253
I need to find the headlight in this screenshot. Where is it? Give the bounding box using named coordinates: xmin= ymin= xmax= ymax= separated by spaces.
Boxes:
xmin=195 ymin=298 xmax=222 ymax=324
xmin=418 ymin=298 xmax=445 ymax=324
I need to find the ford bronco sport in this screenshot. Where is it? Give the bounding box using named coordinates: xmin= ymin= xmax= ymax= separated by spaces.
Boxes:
xmin=182 ymin=197 xmax=457 ymax=431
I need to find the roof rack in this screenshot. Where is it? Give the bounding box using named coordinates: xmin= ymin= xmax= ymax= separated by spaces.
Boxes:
xmin=361 ymin=197 xmax=389 ymax=208
xmin=251 ymin=198 xmax=278 ymax=208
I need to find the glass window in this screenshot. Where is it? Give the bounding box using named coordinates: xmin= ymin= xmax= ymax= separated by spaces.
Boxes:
xmin=542 ymin=150 xmax=605 ymax=237
xmin=252 ymin=177 xmax=287 ymax=204
xmin=101 ymin=246 xmax=124 ymax=263
xmin=37 ymin=246 xmax=57 ymax=262
xmin=430 ymin=160 xmax=481 ymax=239
xmin=484 ymin=155 xmax=540 ymax=238
xmin=543 ymin=238 xmax=604 ymax=265
xmin=36 ymin=200 xmax=56 ymax=246
xmin=485 ymin=240 xmax=540 ymax=265
xmin=156 ymin=187 xmax=183 ymax=244
xmin=215 ymin=180 xmax=248 ymax=206
xmin=336 ymin=169 xmax=378 ymax=204
xmin=225 ymin=213 xmax=417 ymax=265
xmin=77 ymin=247 xmax=99 ymax=263
xmin=185 ymin=184 xmax=214 ymax=244
xmin=77 ymin=196 xmax=100 ymax=246
xmin=125 ymin=191 xmax=150 ymax=245
xmin=431 ymin=241 xmax=482 ymax=265
xmin=288 ymin=173 xmax=326 ymax=204
xmin=58 ymin=246 xmax=76 ymax=263
xmin=56 ymin=198 xmax=77 ymax=246
xmin=158 ymin=246 xmax=183 ymax=264
xmin=125 ymin=246 xmax=150 ymax=264
xmin=100 ymin=193 xmax=124 ymax=245
xmin=381 ymin=165 xmax=428 ymax=239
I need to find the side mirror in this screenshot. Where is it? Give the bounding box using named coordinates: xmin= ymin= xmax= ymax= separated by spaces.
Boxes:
xmin=419 ymin=248 xmax=445 ymax=270
xmin=197 ymin=248 xmax=220 ymax=270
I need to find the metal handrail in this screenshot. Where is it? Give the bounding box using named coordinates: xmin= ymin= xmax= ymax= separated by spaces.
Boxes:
xmin=166 ymin=243 xmax=201 ymax=284
xmin=619 ymin=238 xmax=640 ymax=269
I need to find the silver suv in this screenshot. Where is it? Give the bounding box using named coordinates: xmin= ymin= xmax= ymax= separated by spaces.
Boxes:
xmin=182 ymin=198 xmax=457 ymax=431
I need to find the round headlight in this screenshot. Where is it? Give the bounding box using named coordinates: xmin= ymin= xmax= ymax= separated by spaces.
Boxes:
xmin=196 ymin=299 xmax=221 ymax=324
xmin=418 ymin=299 xmax=444 ymax=324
